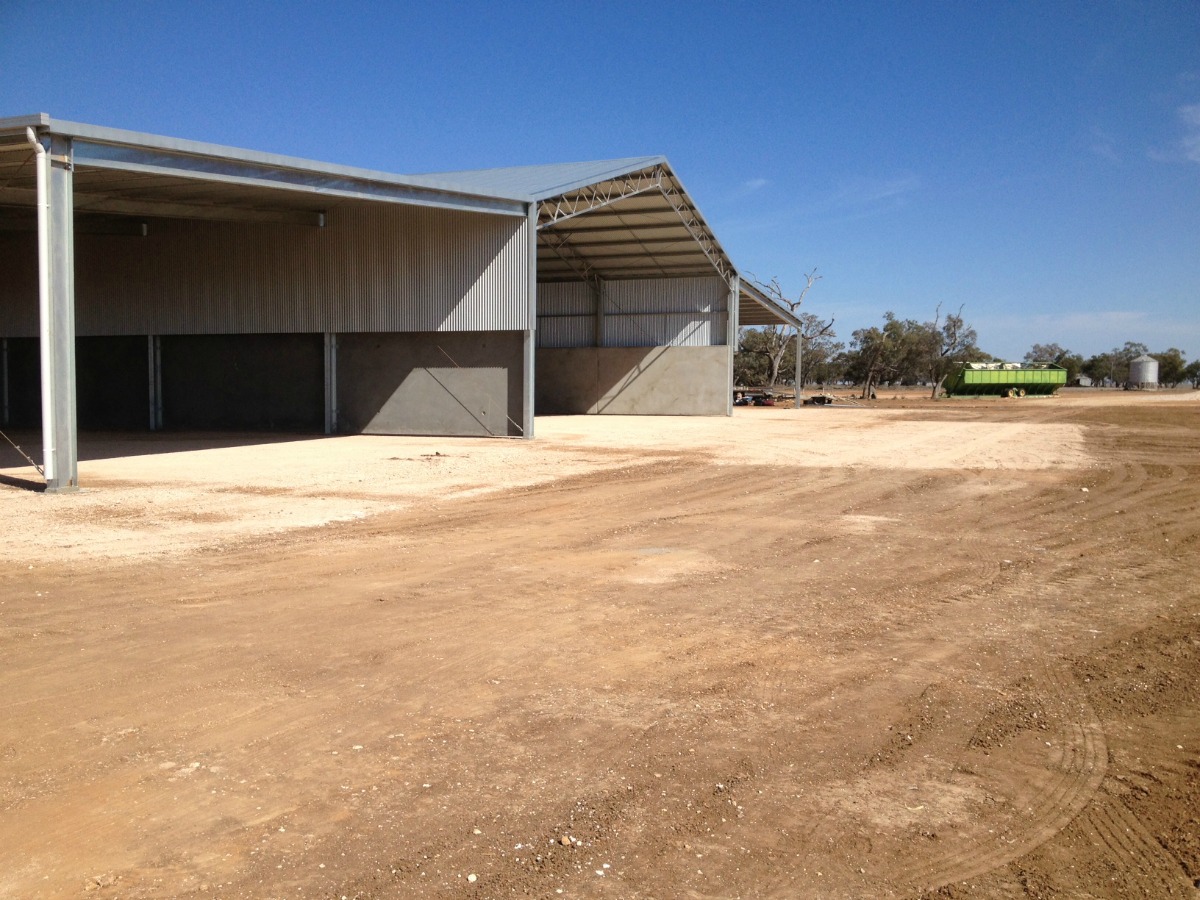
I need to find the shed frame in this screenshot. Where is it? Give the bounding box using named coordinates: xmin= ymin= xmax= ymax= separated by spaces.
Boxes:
xmin=0 ymin=115 xmax=798 ymax=491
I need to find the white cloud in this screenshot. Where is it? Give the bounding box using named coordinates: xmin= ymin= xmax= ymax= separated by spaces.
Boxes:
xmin=1179 ymin=103 xmax=1200 ymax=163
xmin=1089 ymin=126 xmax=1120 ymax=162
xmin=1152 ymin=103 xmax=1200 ymax=164
xmin=831 ymin=174 xmax=921 ymax=208
xmin=742 ymin=177 xmax=769 ymax=192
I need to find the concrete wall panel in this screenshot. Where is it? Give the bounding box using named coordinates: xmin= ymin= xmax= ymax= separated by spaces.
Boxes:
xmin=535 ymin=346 xmax=728 ymax=415
xmin=337 ymin=331 xmax=523 ymax=437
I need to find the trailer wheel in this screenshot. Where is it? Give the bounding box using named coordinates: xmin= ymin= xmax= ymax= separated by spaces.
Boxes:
xmin=1017 ymin=388 xmax=1027 ymax=398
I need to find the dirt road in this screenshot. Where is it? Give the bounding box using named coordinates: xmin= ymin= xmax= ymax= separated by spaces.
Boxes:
xmin=2 ymin=391 xmax=1197 ymax=898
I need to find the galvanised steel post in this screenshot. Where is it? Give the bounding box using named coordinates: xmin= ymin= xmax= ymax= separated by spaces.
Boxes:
xmin=727 ymin=274 xmax=739 ymax=416
xmin=523 ymin=204 xmax=537 ymax=439
xmin=28 ymin=128 xmax=78 ymax=492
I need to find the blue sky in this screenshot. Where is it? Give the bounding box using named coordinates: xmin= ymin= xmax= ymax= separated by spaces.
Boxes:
xmin=3 ymin=1 xmax=1198 ymax=361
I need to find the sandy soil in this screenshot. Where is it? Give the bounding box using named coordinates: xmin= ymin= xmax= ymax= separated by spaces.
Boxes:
xmin=1 ymin=389 xmax=1198 ymax=898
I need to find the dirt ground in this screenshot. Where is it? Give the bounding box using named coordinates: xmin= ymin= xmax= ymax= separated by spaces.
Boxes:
xmin=1 ymin=389 xmax=1198 ymax=899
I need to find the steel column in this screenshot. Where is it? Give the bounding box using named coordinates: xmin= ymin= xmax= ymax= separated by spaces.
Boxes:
xmin=522 ymin=206 xmax=537 ymax=439
xmin=727 ymin=274 xmax=739 ymax=416
xmin=147 ymin=335 xmax=163 ymax=429
xmin=37 ymin=133 xmax=78 ymax=491
xmin=324 ymin=332 xmax=338 ymax=434
xmin=1 ymin=338 xmax=8 ymax=426
xmin=594 ymin=278 xmax=605 ymax=348
xmin=795 ymin=330 xmax=803 ymax=411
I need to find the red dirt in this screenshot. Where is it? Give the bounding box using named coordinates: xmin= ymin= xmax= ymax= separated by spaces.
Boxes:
xmin=1 ymin=391 xmax=1198 ymax=898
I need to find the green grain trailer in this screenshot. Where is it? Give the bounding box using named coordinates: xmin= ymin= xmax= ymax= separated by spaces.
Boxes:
xmin=943 ymin=363 xmax=1067 ymax=397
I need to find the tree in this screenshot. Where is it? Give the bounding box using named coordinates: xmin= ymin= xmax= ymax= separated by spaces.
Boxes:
xmin=734 ymin=328 xmax=777 ymax=387
xmin=843 ymin=307 xmax=985 ymax=399
xmin=1182 ymin=359 xmax=1200 ymax=389
xmin=742 ymin=270 xmax=834 ymax=389
xmin=1082 ymin=342 xmax=1150 ymax=386
xmin=795 ymin=311 xmax=845 ymax=387
xmin=1024 ymin=343 xmax=1084 ymax=384
xmin=844 ymin=313 xmax=912 ymax=398
xmin=1152 ymin=348 xmax=1187 ymax=388
xmin=1024 ymin=343 xmax=1069 ymax=365
xmin=922 ymin=304 xmax=982 ymax=398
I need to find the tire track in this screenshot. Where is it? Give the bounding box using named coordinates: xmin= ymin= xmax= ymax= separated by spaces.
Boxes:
xmin=892 ymin=668 xmax=1107 ymax=893
xmin=1082 ymin=792 xmax=1194 ymax=895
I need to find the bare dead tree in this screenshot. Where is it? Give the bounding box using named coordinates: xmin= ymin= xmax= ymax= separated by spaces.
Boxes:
xmin=926 ymin=302 xmax=977 ymax=398
xmin=748 ymin=269 xmax=835 ymax=389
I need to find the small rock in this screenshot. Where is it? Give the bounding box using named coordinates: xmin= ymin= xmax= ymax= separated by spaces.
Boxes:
xmin=467 ymin=873 xmax=478 ymax=883
xmin=560 ymin=835 xmax=571 ymax=847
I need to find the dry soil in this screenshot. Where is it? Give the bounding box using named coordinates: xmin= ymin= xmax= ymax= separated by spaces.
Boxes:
xmin=1 ymin=389 xmax=1198 ymax=899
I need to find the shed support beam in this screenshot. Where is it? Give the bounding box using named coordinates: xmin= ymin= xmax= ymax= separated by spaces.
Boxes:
xmin=727 ymin=273 xmax=739 ymax=416
xmin=1 ymin=338 xmax=8 ymax=426
xmin=32 ymin=131 xmax=78 ymax=492
xmin=595 ymin=279 xmax=605 ymax=348
xmin=323 ymin=333 xmax=338 ymax=435
xmin=523 ymin=206 xmax=537 ymax=439
xmin=147 ymin=335 xmax=163 ymax=430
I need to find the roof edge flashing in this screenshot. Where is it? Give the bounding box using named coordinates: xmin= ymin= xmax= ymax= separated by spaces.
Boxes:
xmin=37 ymin=117 xmax=530 ymax=212
xmin=0 ymin=112 xmax=51 ymax=134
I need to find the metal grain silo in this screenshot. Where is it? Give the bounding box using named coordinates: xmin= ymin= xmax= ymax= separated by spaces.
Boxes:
xmin=1129 ymin=354 xmax=1159 ymax=389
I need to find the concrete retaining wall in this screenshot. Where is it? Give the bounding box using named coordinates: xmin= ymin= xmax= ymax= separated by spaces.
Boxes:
xmin=535 ymin=346 xmax=729 ymax=415
xmin=338 ymin=331 xmax=523 ymax=437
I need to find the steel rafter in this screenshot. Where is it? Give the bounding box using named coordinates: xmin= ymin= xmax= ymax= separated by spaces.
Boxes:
xmin=537 ymin=165 xmax=666 ymax=228
xmin=537 ymin=164 xmax=737 ymax=289
xmin=656 ymin=179 xmax=736 ymax=287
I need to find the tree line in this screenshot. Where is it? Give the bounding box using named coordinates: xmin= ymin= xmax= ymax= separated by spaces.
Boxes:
xmin=735 ymin=278 xmax=1198 ymax=395
xmin=1024 ymin=342 xmax=1198 ymax=388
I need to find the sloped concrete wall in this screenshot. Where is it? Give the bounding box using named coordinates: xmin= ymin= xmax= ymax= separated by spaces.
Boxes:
xmin=535 ymin=346 xmax=728 ymax=415
xmin=338 ymin=331 xmax=523 ymax=437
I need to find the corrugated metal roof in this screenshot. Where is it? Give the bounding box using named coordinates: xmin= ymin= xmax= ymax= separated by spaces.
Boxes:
xmin=407 ymin=157 xmax=666 ymax=201
xmin=1 ymin=115 xmax=803 ymax=330
xmin=0 ymin=115 xmax=528 ymax=217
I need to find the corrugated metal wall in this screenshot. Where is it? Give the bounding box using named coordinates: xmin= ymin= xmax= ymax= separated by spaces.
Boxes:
xmin=0 ymin=202 xmax=530 ymax=336
xmin=536 ymin=281 xmax=595 ymax=348
xmin=537 ymin=276 xmax=726 ymax=349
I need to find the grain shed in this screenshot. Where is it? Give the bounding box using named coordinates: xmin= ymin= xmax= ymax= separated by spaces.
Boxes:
xmin=0 ymin=115 xmax=798 ymax=491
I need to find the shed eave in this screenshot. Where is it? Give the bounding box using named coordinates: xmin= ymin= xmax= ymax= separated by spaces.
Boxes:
xmin=738 ymin=279 xmax=803 ymax=329
xmin=23 ymin=116 xmax=528 ymax=216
